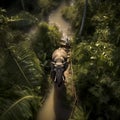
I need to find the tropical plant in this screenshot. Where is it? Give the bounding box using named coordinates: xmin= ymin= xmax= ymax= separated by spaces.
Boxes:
xmin=72 ymin=40 xmax=120 ymax=119
xmin=0 ymin=87 xmax=42 ymax=120
xmin=32 ymin=22 xmax=61 ymax=69
xmin=0 ymin=8 xmax=46 ymax=120
xmin=71 ymin=0 xmax=120 ymax=119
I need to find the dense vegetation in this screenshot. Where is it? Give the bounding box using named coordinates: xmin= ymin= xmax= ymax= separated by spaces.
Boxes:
xmin=0 ymin=1 xmax=61 ymax=120
xmin=0 ymin=0 xmax=120 ymax=120
xmin=70 ymin=0 xmax=120 ymax=120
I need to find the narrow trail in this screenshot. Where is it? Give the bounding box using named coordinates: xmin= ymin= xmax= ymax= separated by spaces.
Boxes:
xmin=48 ymin=1 xmax=73 ymax=38
xmin=37 ymin=62 xmax=75 ymax=120
xmin=37 ymin=1 xmax=76 ymax=120
xmin=37 ymin=84 xmax=72 ymax=120
xmin=37 ymin=86 xmax=55 ymax=120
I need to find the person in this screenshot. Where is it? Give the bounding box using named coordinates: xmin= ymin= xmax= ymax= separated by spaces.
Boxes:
xmin=60 ymin=36 xmax=71 ymax=49
xmin=60 ymin=36 xmax=71 ymax=61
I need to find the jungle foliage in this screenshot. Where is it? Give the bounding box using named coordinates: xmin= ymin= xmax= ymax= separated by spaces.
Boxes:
xmin=0 ymin=1 xmax=61 ymax=119
xmin=70 ymin=0 xmax=120 ymax=120
xmin=0 ymin=0 xmax=120 ymax=120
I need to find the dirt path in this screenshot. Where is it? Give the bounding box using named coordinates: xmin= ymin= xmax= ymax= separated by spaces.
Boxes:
xmin=37 ymin=1 xmax=75 ymax=120
xmin=37 ymin=86 xmax=55 ymax=120
xmin=48 ymin=1 xmax=73 ymax=38
xmin=37 ymin=58 xmax=75 ymax=120
xmin=37 ymin=84 xmax=72 ymax=120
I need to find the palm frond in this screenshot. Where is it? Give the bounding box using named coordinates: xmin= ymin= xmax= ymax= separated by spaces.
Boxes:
xmin=8 ymin=11 xmax=38 ymax=30
xmin=8 ymin=41 xmax=44 ymax=88
xmin=0 ymin=92 xmax=41 ymax=120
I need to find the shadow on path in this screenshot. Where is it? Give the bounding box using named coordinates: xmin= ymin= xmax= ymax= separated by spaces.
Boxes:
xmin=37 ymin=83 xmax=72 ymax=120
xmin=53 ymin=84 xmax=72 ymax=120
